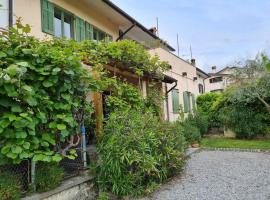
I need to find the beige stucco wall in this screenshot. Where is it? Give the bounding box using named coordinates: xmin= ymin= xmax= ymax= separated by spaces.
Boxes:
xmin=149 ymin=48 xmax=198 ymax=121
xmin=13 ymin=0 xmax=119 ymax=40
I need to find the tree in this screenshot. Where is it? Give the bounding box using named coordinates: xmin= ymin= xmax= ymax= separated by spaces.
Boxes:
xmin=228 ymin=56 xmax=270 ymax=113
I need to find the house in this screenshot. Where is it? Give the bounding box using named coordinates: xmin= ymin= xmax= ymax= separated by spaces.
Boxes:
xmin=148 ymin=48 xmax=208 ymax=121
xmin=205 ymin=66 xmax=238 ymax=93
xmin=0 ymin=0 xmax=207 ymax=123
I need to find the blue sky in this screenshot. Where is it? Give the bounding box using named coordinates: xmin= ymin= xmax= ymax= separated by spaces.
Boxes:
xmin=111 ymin=0 xmax=270 ymax=72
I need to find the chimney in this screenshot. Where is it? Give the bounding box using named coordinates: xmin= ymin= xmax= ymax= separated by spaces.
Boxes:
xmin=191 ymin=58 xmax=196 ymax=67
xmin=212 ymin=66 xmax=217 ymax=73
xmin=149 ymin=27 xmax=157 ymax=36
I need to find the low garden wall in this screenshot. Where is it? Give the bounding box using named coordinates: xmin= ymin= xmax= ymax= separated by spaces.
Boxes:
xmin=23 ymin=173 xmax=95 ymax=200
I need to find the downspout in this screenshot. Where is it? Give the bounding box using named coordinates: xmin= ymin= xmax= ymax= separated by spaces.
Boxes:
xmin=165 ymin=84 xmax=170 ymax=121
xmin=8 ymin=0 xmax=13 ymax=27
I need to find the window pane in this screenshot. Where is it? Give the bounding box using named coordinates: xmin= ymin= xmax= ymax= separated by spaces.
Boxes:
xmin=63 ymin=14 xmax=72 ymax=38
xmin=54 ymin=9 xmax=62 ymax=37
xmin=99 ymin=31 xmax=105 ymax=40
xmin=93 ymin=28 xmax=98 ymax=41
xmin=0 ymin=0 xmax=9 ymax=29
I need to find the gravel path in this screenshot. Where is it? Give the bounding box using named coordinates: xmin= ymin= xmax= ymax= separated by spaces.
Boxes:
xmin=141 ymin=150 xmax=270 ymax=200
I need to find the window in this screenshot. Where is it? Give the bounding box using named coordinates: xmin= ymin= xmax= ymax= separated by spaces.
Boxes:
xmin=53 ymin=8 xmax=73 ymax=39
xmin=198 ymin=84 xmax=204 ymax=94
xmin=172 ymin=89 xmax=179 ymax=113
xmin=41 ymin=0 xmax=112 ymax=42
xmin=209 ymin=76 xmax=223 ymax=83
xmin=183 ymin=91 xmax=191 ymax=113
xmin=0 ymin=0 xmax=9 ymax=29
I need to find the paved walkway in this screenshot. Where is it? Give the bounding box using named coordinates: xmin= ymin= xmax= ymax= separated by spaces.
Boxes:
xmin=141 ymin=150 xmax=270 ymax=200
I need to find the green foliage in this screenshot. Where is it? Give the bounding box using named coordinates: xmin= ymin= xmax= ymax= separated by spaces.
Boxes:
xmin=36 ymin=162 xmax=64 ymax=192
xmin=94 ymin=109 xmax=186 ymax=197
xmin=0 ymin=171 xmax=21 ymax=200
xmin=196 ymin=93 xmax=222 ymax=128
xmin=179 ymin=116 xmax=201 ymax=144
xmin=0 ymin=21 xmax=94 ymax=164
xmin=97 ymin=192 xmax=109 ymax=200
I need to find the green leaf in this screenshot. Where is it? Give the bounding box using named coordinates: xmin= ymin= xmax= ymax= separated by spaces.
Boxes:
xmin=11 ymin=146 xmax=23 ymax=154
xmin=33 ymin=154 xmax=46 ymax=162
xmin=52 ymin=154 xmax=62 ymax=162
xmin=4 ymin=84 xmax=18 ymax=97
xmin=0 ymin=119 xmax=10 ymax=128
xmin=11 ymin=105 xmax=23 ymax=113
xmin=3 ymin=113 xmax=17 ymax=121
xmin=42 ymin=133 xmax=56 ymax=145
xmin=57 ymin=124 xmax=66 ymax=130
xmin=42 ymin=80 xmax=54 ymax=87
xmin=24 ymin=96 xmax=38 ymax=106
xmin=13 ymin=118 xmax=29 ymax=128
xmin=6 ymin=152 xmax=17 ymax=159
xmin=0 ymin=51 xmax=7 ymax=58
xmin=22 ymin=48 xmax=32 ymax=55
xmin=16 ymin=61 xmax=29 ymax=67
xmin=6 ymin=64 xmax=19 ymax=76
xmin=23 ymin=142 xmax=30 ymax=149
xmin=37 ymin=112 xmax=47 ymax=123
xmin=0 ymin=98 xmax=13 ymax=107
xmin=1 ymin=146 xmax=11 ymax=154
xmin=52 ymin=67 xmax=61 ymax=75
xmin=16 ymin=131 xmax=27 ymax=139
xmin=22 ymin=85 xmax=33 ymax=93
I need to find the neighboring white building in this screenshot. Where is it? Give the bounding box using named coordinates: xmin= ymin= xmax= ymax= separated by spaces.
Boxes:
xmin=205 ymin=66 xmax=238 ymax=93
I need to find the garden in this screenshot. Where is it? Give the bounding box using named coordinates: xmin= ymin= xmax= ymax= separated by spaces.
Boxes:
xmin=0 ymin=20 xmax=270 ymax=200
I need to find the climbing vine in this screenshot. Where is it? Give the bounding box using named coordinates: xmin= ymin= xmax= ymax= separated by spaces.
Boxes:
xmin=0 ymin=20 xmax=170 ymax=165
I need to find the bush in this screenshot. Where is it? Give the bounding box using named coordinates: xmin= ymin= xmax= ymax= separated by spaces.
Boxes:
xmin=94 ymin=109 xmax=186 ymax=197
xmin=181 ymin=120 xmax=201 ymax=144
xmin=197 ymin=93 xmax=222 ymax=128
xmin=36 ymin=162 xmax=64 ymax=192
xmin=0 ymin=171 xmax=21 ymax=200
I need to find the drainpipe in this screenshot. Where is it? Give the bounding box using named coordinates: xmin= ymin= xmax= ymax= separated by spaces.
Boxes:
xmin=165 ymin=84 xmax=170 ymax=121
xmin=8 ymin=0 xmax=13 ymax=27
xmin=81 ymin=124 xmax=87 ymax=168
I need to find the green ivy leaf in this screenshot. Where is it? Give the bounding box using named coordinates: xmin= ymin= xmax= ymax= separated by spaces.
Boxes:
xmin=6 ymin=64 xmax=19 ymax=76
xmin=22 ymin=85 xmax=33 ymax=93
xmin=22 ymin=48 xmax=32 ymax=55
xmin=17 ymin=61 xmax=29 ymax=67
xmin=1 ymin=146 xmax=11 ymax=154
xmin=52 ymin=67 xmax=61 ymax=75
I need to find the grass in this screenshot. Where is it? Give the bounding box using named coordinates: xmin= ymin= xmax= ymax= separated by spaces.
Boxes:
xmin=201 ymin=138 xmax=270 ymax=150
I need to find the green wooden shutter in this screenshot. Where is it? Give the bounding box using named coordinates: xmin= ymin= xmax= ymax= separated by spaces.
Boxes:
xmin=192 ymin=93 xmax=196 ymax=111
xmin=183 ymin=91 xmax=190 ymax=113
xmin=85 ymin=22 xmax=93 ymax=40
xmin=41 ymin=0 xmax=54 ymax=34
xmin=75 ymin=17 xmax=85 ymax=42
xmin=172 ymin=89 xmax=179 ymax=113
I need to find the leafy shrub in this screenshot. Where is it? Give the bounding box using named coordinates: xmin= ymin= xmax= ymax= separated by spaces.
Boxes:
xmin=36 ymin=162 xmax=64 ymax=192
xmin=218 ymin=104 xmax=269 ymax=139
xmin=190 ymin=114 xmax=209 ymax=136
xmin=94 ymin=109 xmax=186 ymax=197
xmin=181 ymin=120 xmax=201 ymax=144
xmin=0 ymin=171 xmax=21 ymax=200
xmin=197 ymin=93 xmax=222 ymax=128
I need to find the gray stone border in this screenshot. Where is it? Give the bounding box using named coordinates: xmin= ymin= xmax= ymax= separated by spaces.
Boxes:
xmin=201 ymin=147 xmax=270 ymax=153
xmin=22 ymin=171 xmax=93 ymax=200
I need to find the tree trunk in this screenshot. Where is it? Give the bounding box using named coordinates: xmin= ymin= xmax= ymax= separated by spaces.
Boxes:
xmin=257 ymin=95 xmax=270 ymax=113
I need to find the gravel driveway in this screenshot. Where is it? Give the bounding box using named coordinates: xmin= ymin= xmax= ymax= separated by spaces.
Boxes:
xmin=141 ymin=150 xmax=270 ymax=200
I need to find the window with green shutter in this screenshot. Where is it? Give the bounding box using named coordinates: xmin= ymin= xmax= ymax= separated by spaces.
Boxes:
xmin=172 ymin=89 xmax=179 ymax=113
xmin=183 ymin=91 xmax=191 ymax=113
xmin=41 ymin=0 xmax=54 ymax=34
xmin=85 ymin=22 xmax=93 ymax=40
xmin=75 ymin=17 xmax=85 ymax=42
